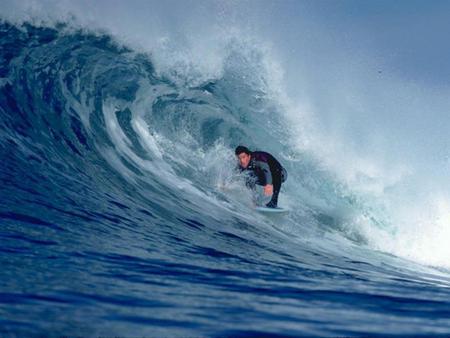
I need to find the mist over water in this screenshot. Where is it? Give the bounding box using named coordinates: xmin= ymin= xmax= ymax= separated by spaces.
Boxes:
xmin=1 ymin=1 xmax=450 ymax=336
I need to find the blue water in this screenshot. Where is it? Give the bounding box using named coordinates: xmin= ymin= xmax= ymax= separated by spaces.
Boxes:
xmin=1 ymin=21 xmax=450 ymax=337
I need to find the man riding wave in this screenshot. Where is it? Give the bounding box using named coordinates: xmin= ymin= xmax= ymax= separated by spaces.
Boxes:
xmin=235 ymin=145 xmax=287 ymax=208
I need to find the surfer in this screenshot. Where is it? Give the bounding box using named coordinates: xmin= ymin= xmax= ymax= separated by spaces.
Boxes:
xmin=235 ymin=145 xmax=287 ymax=208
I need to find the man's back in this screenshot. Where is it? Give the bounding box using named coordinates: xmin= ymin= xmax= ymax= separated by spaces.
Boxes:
xmin=251 ymin=151 xmax=283 ymax=172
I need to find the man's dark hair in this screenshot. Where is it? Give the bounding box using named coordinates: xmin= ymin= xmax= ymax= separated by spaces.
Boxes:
xmin=235 ymin=145 xmax=251 ymax=156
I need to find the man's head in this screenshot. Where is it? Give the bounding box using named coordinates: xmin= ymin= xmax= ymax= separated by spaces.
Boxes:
xmin=235 ymin=145 xmax=251 ymax=168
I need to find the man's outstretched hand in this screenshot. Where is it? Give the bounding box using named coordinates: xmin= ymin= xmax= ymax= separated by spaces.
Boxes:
xmin=264 ymin=184 xmax=273 ymax=196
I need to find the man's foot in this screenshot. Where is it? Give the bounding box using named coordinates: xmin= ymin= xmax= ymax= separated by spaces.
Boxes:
xmin=265 ymin=201 xmax=277 ymax=208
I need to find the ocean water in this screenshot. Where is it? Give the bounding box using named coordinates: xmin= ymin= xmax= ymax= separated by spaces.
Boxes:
xmin=1 ymin=5 xmax=450 ymax=337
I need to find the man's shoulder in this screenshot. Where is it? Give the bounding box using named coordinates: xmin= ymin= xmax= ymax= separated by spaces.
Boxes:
xmin=252 ymin=151 xmax=272 ymax=162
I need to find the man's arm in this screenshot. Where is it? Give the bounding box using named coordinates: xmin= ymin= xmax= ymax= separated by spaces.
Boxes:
xmin=256 ymin=161 xmax=272 ymax=185
xmin=255 ymin=161 xmax=274 ymax=196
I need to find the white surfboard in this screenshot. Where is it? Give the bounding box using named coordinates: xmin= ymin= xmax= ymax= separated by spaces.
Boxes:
xmin=255 ymin=206 xmax=289 ymax=214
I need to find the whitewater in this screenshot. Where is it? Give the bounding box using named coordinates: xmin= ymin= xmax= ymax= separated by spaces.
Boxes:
xmin=1 ymin=1 xmax=450 ymax=337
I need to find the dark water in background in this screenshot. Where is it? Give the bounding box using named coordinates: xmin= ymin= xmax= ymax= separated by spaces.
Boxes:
xmin=1 ymin=22 xmax=450 ymax=337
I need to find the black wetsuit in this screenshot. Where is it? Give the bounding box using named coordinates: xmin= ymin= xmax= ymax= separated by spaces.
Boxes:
xmin=239 ymin=151 xmax=287 ymax=207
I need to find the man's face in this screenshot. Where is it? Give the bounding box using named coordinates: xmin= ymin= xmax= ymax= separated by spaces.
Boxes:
xmin=238 ymin=153 xmax=251 ymax=168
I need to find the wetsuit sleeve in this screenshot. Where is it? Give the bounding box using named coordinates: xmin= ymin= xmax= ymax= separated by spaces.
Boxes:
xmin=255 ymin=161 xmax=272 ymax=185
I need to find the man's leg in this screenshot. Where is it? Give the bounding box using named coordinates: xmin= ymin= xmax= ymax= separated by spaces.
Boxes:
xmin=266 ymin=169 xmax=282 ymax=208
xmin=245 ymin=174 xmax=261 ymax=206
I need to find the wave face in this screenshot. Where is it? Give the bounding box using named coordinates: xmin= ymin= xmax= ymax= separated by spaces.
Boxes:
xmin=1 ymin=21 xmax=450 ymax=337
